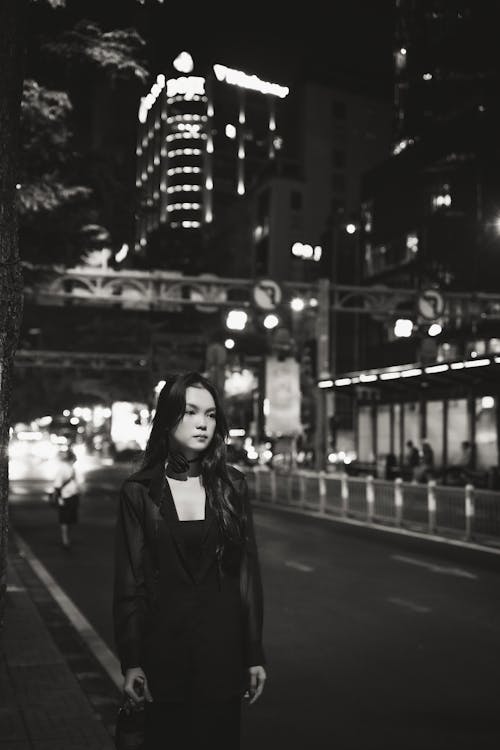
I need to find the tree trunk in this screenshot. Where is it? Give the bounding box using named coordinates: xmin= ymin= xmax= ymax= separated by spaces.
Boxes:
xmin=0 ymin=0 xmax=27 ymax=630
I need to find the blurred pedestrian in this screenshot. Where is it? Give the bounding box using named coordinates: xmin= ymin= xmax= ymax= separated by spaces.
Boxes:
xmin=459 ymin=440 xmax=474 ymax=470
xmin=449 ymin=440 xmax=475 ymax=485
xmin=384 ymin=452 xmax=398 ymax=480
xmin=52 ymin=449 xmax=80 ymax=549
xmin=113 ymin=371 xmax=267 ymax=750
xmin=422 ymin=440 xmax=435 ymax=478
xmin=415 ymin=440 xmax=435 ymax=483
xmin=405 ymin=440 xmax=420 ymax=481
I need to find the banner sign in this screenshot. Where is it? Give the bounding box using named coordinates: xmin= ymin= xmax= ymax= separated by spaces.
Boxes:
xmin=265 ymin=356 xmax=301 ymax=436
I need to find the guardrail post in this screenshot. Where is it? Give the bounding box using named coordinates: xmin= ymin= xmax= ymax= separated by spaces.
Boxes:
xmin=341 ymin=472 xmax=349 ymax=516
xmin=318 ymin=471 xmax=327 ymax=515
xmin=366 ymin=475 xmax=375 ymax=523
xmin=427 ymin=479 xmax=437 ymax=534
xmin=394 ymin=477 xmax=403 ymax=527
xmin=465 ymin=484 xmax=475 ymax=541
xmin=270 ymin=470 xmax=277 ymax=503
xmin=299 ymin=471 xmax=306 ymax=508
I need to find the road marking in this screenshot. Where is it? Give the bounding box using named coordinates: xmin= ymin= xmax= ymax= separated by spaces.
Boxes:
xmin=392 ymin=554 xmax=478 ymax=580
xmin=7 ymin=585 xmax=26 ymax=593
xmin=284 ymin=560 xmax=315 ymax=572
xmin=13 ymin=532 xmax=123 ymax=689
xmin=387 ymin=597 xmax=431 ymax=614
xmin=251 ymin=500 xmax=500 ymax=557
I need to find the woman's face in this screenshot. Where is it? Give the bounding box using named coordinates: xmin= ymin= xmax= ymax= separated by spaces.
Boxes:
xmin=170 ymin=386 xmax=217 ymax=457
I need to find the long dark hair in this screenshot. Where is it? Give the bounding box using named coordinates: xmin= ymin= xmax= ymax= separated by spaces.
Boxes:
xmin=142 ymin=371 xmax=246 ymax=547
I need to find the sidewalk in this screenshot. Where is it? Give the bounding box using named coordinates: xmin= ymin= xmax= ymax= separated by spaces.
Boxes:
xmin=1 ymin=539 xmax=119 ymax=750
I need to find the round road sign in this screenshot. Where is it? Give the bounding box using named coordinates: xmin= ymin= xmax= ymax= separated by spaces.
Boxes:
xmin=252 ymin=279 xmax=282 ymax=310
xmin=417 ymin=289 xmax=445 ymax=321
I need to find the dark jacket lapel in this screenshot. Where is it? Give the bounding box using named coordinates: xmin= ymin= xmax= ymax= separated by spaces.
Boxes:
xmin=127 ymin=462 xmax=219 ymax=584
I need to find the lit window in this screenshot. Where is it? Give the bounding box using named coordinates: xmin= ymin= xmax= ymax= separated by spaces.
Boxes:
xmin=406 ymin=233 xmax=419 ymax=253
xmin=392 ymin=137 xmax=415 ymax=155
xmin=361 ymin=201 xmax=373 ymax=233
xmin=432 ymin=186 xmax=452 ymax=210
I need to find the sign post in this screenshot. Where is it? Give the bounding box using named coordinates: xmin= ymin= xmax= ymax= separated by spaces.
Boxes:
xmin=315 ymin=279 xmax=330 ymax=470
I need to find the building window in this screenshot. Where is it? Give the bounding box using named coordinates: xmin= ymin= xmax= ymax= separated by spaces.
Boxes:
xmin=361 ymin=200 xmax=373 ymax=233
xmin=332 ymin=150 xmax=346 ymax=169
xmin=331 ymin=173 xmax=346 ymax=193
xmin=332 ymin=100 xmax=346 ymax=119
xmin=405 ymin=232 xmax=419 ymax=260
xmin=255 ymin=237 xmax=269 ymax=276
xmin=257 ymin=189 xmax=269 ymax=224
xmin=290 ymin=190 xmax=302 ymax=211
xmin=431 ymin=184 xmax=452 ymax=210
xmin=331 ymin=198 xmax=345 ymax=214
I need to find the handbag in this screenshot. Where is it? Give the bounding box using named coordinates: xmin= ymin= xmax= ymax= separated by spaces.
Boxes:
xmin=48 ymin=471 xmax=74 ymax=508
xmin=114 ymin=701 xmax=145 ymax=750
xmin=48 ymin=487 xmax=61 ymax=507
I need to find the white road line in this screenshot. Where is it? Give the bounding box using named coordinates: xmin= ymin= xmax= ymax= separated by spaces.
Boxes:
xmin=13 ymin=531 xmax=123 ymax=689
xmin=284 ymin=560 xmax=315 ymax=572
xmin=252 ymin=500 xmax=500 ymax=556
xmin=392 ymin=554 xmax=478 ymax=580
xmin=387 ymin=597 xmax=431 ymax=614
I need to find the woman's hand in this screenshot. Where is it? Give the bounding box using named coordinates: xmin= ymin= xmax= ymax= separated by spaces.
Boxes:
xmin=246 ymin=665 xmax=267 ymax=705
xmin=123 ymin=667 xmax=153 ymax=706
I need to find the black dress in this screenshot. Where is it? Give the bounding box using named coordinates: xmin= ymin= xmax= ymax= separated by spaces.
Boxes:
xmin=144 ymin=520 xmax=242 ymax=750
xmin=178 ymin=519 xmax=205 ymax=572
xmin=113 ymin=463 xmax=266 ymax=701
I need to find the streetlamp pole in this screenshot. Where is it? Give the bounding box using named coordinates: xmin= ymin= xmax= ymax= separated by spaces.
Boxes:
xmin=314 ymin=278 xmax=330 ymax=470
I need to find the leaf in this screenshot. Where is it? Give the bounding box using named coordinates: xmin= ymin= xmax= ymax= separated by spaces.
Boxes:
xmin=41 ymin=20 xmax=149 ymax=82
xmin=17 ymin=177 xmax=92 ymax=214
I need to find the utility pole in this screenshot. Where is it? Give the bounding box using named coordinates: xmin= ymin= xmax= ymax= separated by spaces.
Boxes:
xmin=314 ymin=278 xmax=330 ymax=470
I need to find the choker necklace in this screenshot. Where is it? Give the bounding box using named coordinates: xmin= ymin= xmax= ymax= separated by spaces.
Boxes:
xmin=165 ymin=450 xmax=201 ymax=481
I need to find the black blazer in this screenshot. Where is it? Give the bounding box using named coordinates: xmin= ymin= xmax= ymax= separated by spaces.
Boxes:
xmin=112 ymin=462 xmax=266 ymax=701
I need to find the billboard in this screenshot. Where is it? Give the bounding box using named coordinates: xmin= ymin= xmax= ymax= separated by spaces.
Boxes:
xmin=265 ymin=356 xmax=301 ymax=436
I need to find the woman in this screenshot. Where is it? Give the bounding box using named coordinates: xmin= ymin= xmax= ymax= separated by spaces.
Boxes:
xmin=113 ymin=372 xmax=267 ymax=750
xmin=52 ymin=448 xmax=80 ymax=550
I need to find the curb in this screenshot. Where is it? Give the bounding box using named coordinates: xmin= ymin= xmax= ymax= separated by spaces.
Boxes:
xmin=7 ymin=535 xmax=122 ymax=743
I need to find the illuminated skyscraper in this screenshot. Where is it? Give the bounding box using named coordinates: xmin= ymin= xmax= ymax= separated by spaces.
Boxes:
xmin=134 ymin=51 xmax=289 ymax=259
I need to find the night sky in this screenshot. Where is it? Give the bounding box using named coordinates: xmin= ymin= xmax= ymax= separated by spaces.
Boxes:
xmin=43 ymin=0 xmax=395 ymax=97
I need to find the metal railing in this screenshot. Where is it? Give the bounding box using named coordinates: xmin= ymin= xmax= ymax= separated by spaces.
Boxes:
xmin=247 ymin=467 xmax=500 ymax=549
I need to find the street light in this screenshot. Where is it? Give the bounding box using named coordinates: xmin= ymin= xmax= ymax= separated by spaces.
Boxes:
xmin=225 ymin=309 xmax=248 ymax=331
xmin=263 ymin=313 xmax=279 ymax=330
xmin=428 ymin=323 xmax=442 ymax=337
xmin=394 ymin=318 xmax=413 ymax=338
xmin=290 ymin=297 xmax=305 ymax=312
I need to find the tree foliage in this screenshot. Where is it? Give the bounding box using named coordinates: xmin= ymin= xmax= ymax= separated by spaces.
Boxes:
xmin=17 ymin=78 xmax=94 ymax=265
xmin=18 ymin=79 xmax=91 ymax=215
xmin=41 ymin=20 xmax=148 ymax=83
xmin=18 ymin=13 xmax=149 ymax=266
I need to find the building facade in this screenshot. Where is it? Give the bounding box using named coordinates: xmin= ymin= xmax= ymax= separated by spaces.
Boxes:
xmin=134 ymin=52 xmax=392 ymax=286
xmin=326 ymin=1 xmax=500 ymax=481
xmin=134 ymin=51 xmax=290 ymax=274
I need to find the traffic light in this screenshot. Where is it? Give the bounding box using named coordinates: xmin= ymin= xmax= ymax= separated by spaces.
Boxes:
xmin=300 ymin=338 xmax=317 ymax=381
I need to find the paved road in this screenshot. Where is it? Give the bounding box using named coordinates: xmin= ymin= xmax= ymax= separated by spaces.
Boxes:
xmin=9 ymin=463 xmax=500 ymax=750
